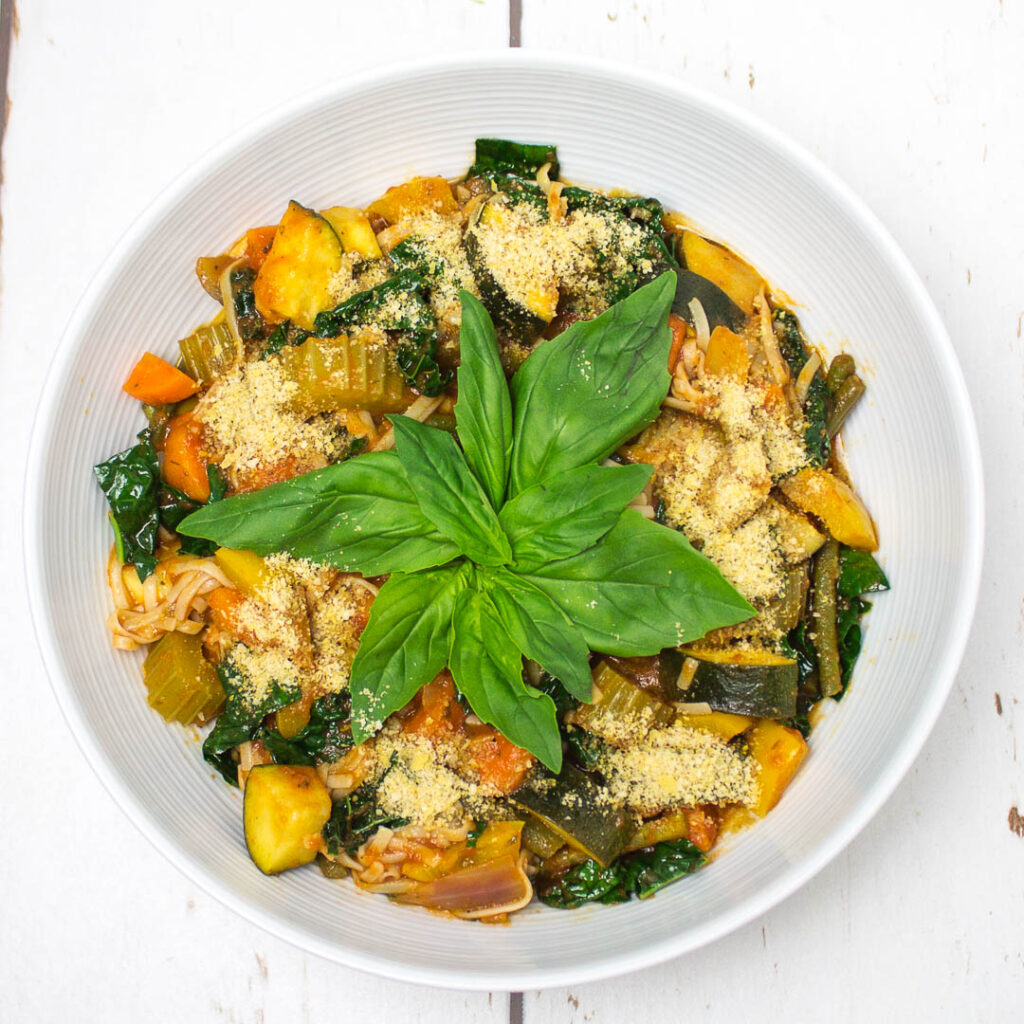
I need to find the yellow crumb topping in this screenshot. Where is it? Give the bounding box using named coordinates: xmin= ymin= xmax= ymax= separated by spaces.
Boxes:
xmin=596 ymin=723 xmax=759 ymax=813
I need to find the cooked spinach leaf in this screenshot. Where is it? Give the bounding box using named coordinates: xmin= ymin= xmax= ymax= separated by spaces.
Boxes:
xmin=468 ymin=138 xmax=559 ymax=181
xmin=202 ymin=650 xmax=301 ymax=785
xmin=322 ymin=769 xmax=408 ymax=855
xmin=773 ymin=307 xmax=831 ymax=465
xmin=312 ymin=269 xmax=435 ymax=337
xmin=230 ymin=267 xmax=263 ymax=340
xmin=94 ymin=429 xmax=161 ymax=579
xmin=395 ymin=333 xmax=453 ymax=396
xmin=259 ymin=692 xmax=353 ymax=766
xmin=537 ymin=837 xmax=706 ymax=908
xmin=838 ymin=547 xmax=890 ymax=598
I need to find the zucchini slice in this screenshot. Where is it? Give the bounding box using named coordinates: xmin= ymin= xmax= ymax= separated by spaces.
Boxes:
xmin=513 ymin=763 xmax=630 ymax=868
xmin=320 ymin=206 xmax=382 ymax=259
xmin=243 ymin=764 xmax=332 ymax=875
xmin=680 ymin=646 xmax=798 ymax=718
xmin=677 ymin=230 xmax=766 ymax=317
xmin=253 ymin=201 xmax=344 ymax=330
xmin=779 ymin=467 xmax=878 ymax=552
xmin=463 ymin=196 xmax=558 ymax=341
xmin=572 ymin=660 xmax=676 ymax=746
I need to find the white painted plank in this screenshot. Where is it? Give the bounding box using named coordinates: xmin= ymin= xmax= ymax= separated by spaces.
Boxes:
xmin=0 ymin=2 xmax=508 ymax=1022
xmin=521 ymin=0 xmax=1023 ymax=1019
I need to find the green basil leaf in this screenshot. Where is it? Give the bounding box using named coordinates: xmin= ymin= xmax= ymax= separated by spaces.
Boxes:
xmin=178 ymin=451 xmax=461 ymax=575
xmin=454 ymin=290 xmax=513 ymax=508
xmin=348 ymin=561 xmax=471 ymax=742
xmin=485 ymin=568 xmax=593 ymax=703
xmin=508 ymin=272 xmax=675 ymax=496
xmin=520 ymin=510 xmax=754 ymax=655
xmin=390 ymin=414 xmax=512 ymax=566
xmin=499 ymin=462 xmax=652 ymax=569
xmin=449 ymin=588 xmax=562 ymax=771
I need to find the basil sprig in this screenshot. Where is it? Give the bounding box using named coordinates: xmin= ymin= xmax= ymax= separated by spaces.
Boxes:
xmin=181 ymin=272 xmax=753 ymax=769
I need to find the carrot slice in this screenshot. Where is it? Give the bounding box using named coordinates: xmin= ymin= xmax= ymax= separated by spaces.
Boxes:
xmin=667 ymin=312 xmax=687 ymax=371
xmin=163 ymin=411 xmax=210 ymax=501
xmin=123 ymin=352 xmax=200 ymax=405
xmin=244 ymin=226 xmax=278 ymax=272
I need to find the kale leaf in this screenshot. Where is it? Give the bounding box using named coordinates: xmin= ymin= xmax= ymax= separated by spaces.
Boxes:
xmin=94 ymin=429 xmax=160 ymax=579
xmin=773 ymin=307 xmax=831 ymax=465
xmin=202 ymin=650 xmax=301 ymax=785
xmin=259 ymin=691 xmax=354 ymax=766
xmin=537 ymin=837 xmax=706 ymax=908
xmin=321 ymin=763 xmax=409 ymax=855
xmin=468 ymin=138 xmax=559 ymax=181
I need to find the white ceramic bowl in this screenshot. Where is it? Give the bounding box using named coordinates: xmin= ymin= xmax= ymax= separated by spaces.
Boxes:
xmin=25 ymin=52 xmax=983 ymax=990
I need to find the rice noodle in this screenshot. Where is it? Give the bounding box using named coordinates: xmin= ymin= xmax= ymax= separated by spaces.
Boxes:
xmin=537 ymin=162 xmax=566 ymax=223
xmin=688 ymin=298 xmax=711 ymax=354
xmin=755 ymin=289 xmax=789 ymax=387
xmin=106 ymin=547 xmax=231 ymax=650
xmin=371 ymin=393 xmax=444 ymax=451
xmin=794 ymin=351 xmax=822 ymax=405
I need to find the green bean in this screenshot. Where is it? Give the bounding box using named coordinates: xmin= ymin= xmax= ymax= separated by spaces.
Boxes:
xmin=810 ymin=539 xmax=843 ymax=698
xmin=827 ymin=374 xmax=866 ymax=437
xmin=825 ymin=353 xmax=857 ymax=395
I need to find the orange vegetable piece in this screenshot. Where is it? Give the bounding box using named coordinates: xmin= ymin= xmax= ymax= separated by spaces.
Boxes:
xmin=206 ymin=586 xmax=245 ymax=636
xmin=367 ymin=176 xmax=458 ymax=223
xmin=704 ymin=326 xmax=751 ymax=381
xmin=162 ymin=411 xmax=210 ymax=501
xmin=123 ymin=353 xmax=200 ymax=405
xmin=747 ymin=721 xmax=809 ymax=817
xmin=465 ymin=726 xmax=535 ymax=795
xmin=401 ymin=673 xmax=466 ymax=740
xmin=667 ymin=312 xmax=687 ymax=371
xmin=244 ymin=226 xmax=278 ymax=272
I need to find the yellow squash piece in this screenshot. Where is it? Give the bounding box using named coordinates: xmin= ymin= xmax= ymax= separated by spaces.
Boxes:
xmin=320 ymin=206 xmax=382 ymax=259
xmin=747 ymin=720 xmax=809 ymax=818
xmin=770 ymin=498 xmax=826 ymax=563
xmin=142 ymin=631 xmax=224 ymax=726
xmin=243 ymin=765 xmax=332 ymax=875
xmin=214 ymin=547 xmax=271 ymax=595
xmin=676 ymin=710 xmax=754 ymax=741
xmin=704 ymin=325 xmax=750 ymax=380
xmin=367 ymin=176 xmax=459 ymax=223
xmin=253 ymin=201 xmax=344 ymax=329
xmin=779 ymin=467 xmax=878 ymax=551
xmin=277 ymin=332 xmax=411 ymax=416
xmin=680 ymin=230 xmax=766 ymax=316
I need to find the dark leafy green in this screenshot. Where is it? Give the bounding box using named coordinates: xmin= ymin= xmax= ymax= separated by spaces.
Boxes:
xmin=537 ymin=838 xmax=706 ymax=908
xmin=466 ymin=820 xmax=486 ymax=847
xmin=230 ymin=267 xmax=263 ymax=340
xmin=202 ymin=651 xmax=301 ymax=785
xmin=508 ymin=273 xmax=675 ymax=495
xmin=312 ymin=269 xmax=435 ymax=338
xmin=838 ymin=547 xmax=890 ymax=598
xmin=94 ymin=429 xmax=160 ymax=579
xmin=774 ymin=307 xmax=831 ymax=465
xmin=259 ymin=692 xmax=353 ymax=766
xmin=468 ymin=138 xmax=559 ymax=181
xmin=322 ymin=767 xmax=408 ymax=855
xmin=396 ymin=334 xmax=453 ymax=396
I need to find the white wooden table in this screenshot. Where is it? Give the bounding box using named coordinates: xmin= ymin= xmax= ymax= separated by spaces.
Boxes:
xmin=2 ymin=2 xmax=1020 ymax=1020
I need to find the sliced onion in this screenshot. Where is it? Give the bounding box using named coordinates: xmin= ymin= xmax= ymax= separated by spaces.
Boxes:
xmin=395 ymin=854 xmax=533 ymax=918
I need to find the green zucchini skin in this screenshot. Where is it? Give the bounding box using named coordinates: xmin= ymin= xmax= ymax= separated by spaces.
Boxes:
xmin=512 ymin=763 xmax=630 ymax=868
xmin=685 ymin=658 xmax=799 ymax=718
xmin=462 ymin=226 xmax=547 ymax=342
xmin=672 ymin=267 xmax=746 ymax=332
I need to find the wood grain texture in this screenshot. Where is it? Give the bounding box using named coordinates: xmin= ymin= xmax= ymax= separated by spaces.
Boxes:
xmin=1 ymin=0 xmax=1021 ymax=1020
